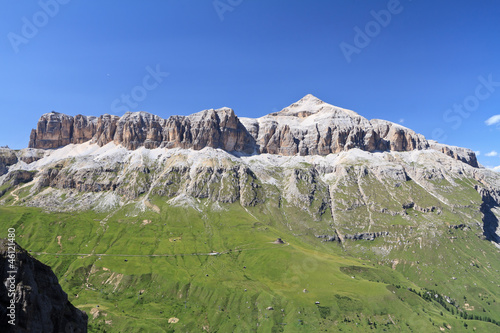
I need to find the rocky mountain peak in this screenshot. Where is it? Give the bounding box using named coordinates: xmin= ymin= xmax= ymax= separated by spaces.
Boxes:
xmin=275 ymin=94 xmax=362 ymax=121
xmin=286 ymin=93 xmax=326 ymax=111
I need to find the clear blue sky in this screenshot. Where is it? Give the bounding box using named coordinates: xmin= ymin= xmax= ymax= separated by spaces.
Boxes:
xmin=1 ymin=0 xmax=500 ymax=168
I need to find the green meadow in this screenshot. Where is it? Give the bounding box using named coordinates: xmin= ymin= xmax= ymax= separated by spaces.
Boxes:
xmin=2 ymin=196 xmax=500 ymax=332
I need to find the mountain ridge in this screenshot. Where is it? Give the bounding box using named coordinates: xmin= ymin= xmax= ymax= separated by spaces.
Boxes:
xmin=2 ymin=96 xmax=500 ymax=332
xmin=27 ymin=95 xmax=478 ymax=167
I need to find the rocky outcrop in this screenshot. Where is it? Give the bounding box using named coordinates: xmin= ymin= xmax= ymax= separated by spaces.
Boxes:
xmin=0 ymin=149 xmax=18 ymax=176
xmin=27 ymin=95 xmax=478 ymax=167
xmin=317 ymin=231 xmax=389 ymax=242
xmin=17 ymin=149 xmax=45 ymax=164
xmin=476 ymin=186 xmax=500 ymax=206
xmin=0 ymin=239 xmax=87 ymax=332
xmin=4 ymin=170 xmax=36 ymax=186
xmin=429 ymin=141 xmax=479 ymax=168
xmin=0 ymin=148 xmax=44 ymax=177
xmin=0 ymin=170 xmax=36 ymax=197
xmin=401 ymin=202 xmax=439 ymax=214
xmin=345 ymin=231 xmax=389 ymax=241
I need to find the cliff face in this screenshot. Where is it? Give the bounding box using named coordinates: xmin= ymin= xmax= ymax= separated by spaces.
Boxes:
xmin=27 ymin=95 xmax=478 ymax=167
xmin=0 ymin=239 xmax=87 ymax=333
xmin=0 ymin=149 xmax=18 ymax=176
xmin=29 ymin=109 xmax=255 ymax=154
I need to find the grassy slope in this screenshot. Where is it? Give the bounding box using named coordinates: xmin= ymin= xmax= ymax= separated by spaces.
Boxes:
xmin=2 ymin=194 xmax=500 ymax=332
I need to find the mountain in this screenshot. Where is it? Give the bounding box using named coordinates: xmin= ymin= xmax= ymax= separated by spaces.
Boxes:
xmin=1 ymin=95 xmax=500 ymax=332
xmin=27 ymin=94 xmax=478 ymax=166
xmin=0 ymin=239 xmax=88 ymax=332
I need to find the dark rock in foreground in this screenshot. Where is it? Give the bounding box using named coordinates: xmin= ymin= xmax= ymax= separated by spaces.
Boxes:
xmin=0 ymin=239 xmax=87 ymax=333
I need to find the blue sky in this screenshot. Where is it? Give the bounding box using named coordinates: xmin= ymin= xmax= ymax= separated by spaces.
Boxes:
xmin=1 ymin=0 xmax=500 ymax=168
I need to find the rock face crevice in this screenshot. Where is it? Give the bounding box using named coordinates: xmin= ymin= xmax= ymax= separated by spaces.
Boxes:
xmin=0 ymin=239 xmax=88 ymax=333
xmin=477 ymin=187 xmax=500 ymax=243
xmin=480 ymin=203 xmax=500 ymax=243
xmin=27 ymin=95 xmax=478 ymax=167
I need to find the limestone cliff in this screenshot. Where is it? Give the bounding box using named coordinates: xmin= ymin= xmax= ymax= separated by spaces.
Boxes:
xmin=28 ymin=108 xmax=255 ymax=154
xmin=27 ymin=95 xmax=478 ymax=167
